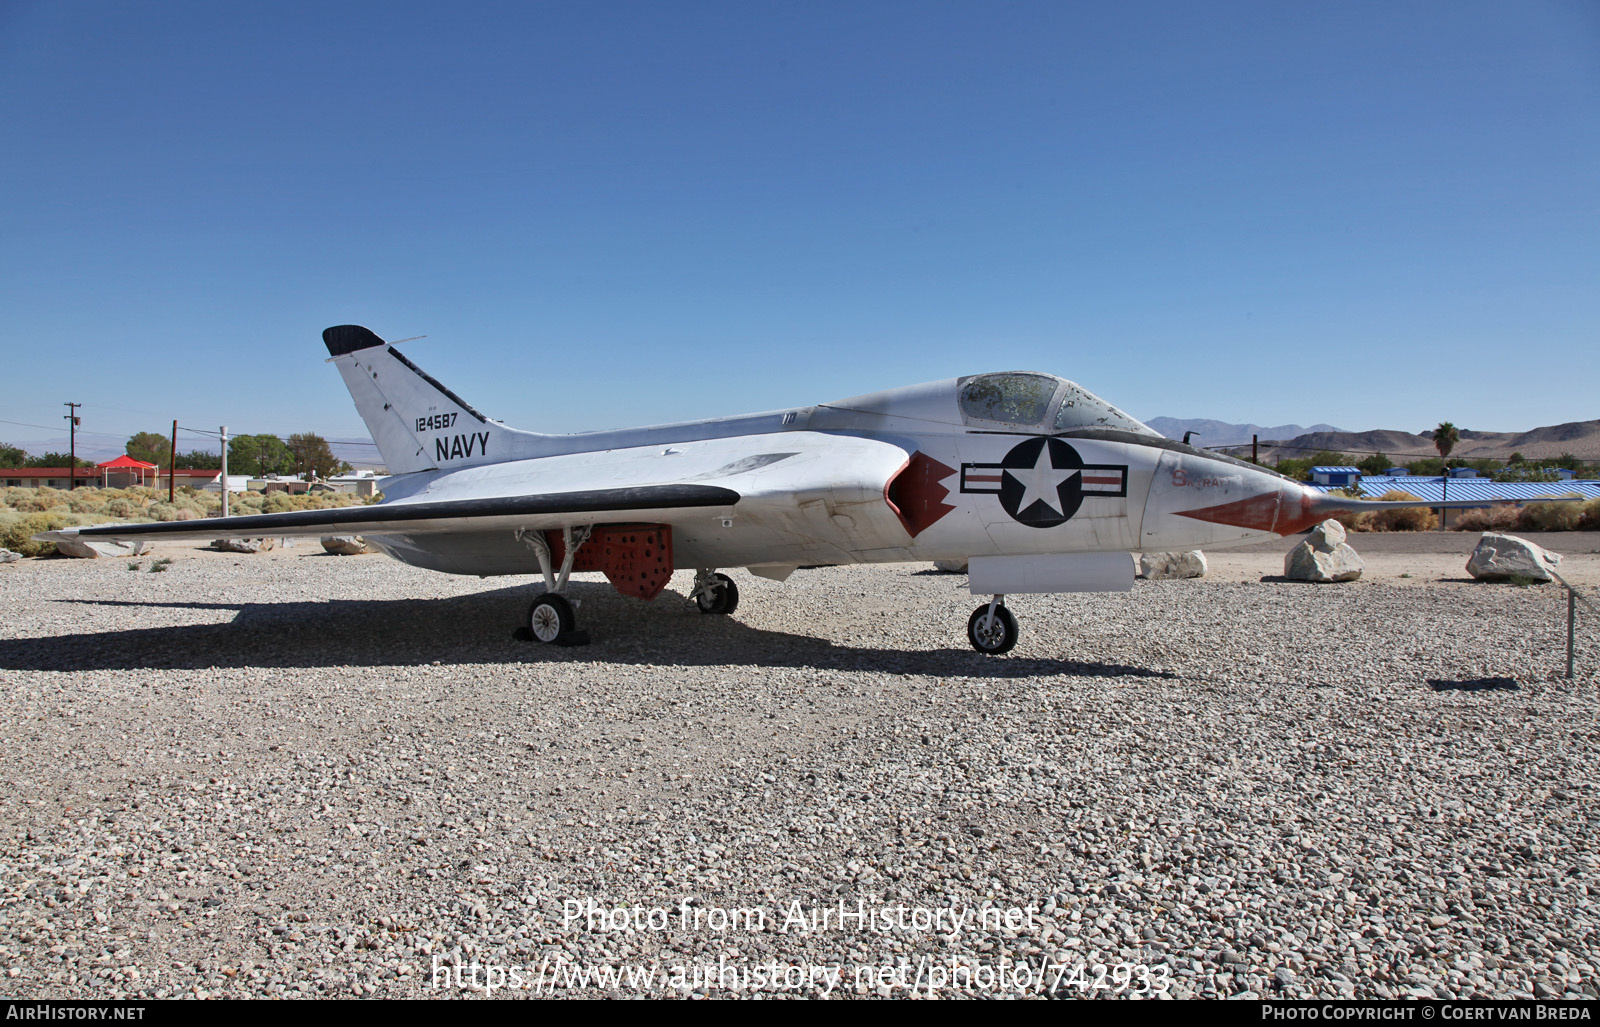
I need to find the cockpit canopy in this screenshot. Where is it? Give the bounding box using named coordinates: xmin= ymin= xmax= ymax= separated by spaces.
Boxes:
xmin=957 ymin=372 xmax=1157 ymax=435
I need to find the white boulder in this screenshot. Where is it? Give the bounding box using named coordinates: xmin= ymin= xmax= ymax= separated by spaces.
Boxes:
xmin=52 ymin=537 xmax=150 ymax=559
xmin=321 ymin=536 xmax=371 ymax=556
xmin=1284 ymin=519 xmax=1364 ymax=583
xmin=212 ymin=537 xmax=276 ymax=553
xmin=932 ymin=560 xmax=969 ymax=574
xmin=51 ymin=536 xmax=100 ymax=559
xmin=1466 ymin=533 xmax=1561 ymax=583
xmin=1138 ymin=551 xmax=1207 ymax=579
xmin=0 ymin=548 xmax=19 ymax=564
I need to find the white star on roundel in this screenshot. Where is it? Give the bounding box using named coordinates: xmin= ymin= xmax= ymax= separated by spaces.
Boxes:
xmin=1005 ymin=444 xmax=1079 ymax=516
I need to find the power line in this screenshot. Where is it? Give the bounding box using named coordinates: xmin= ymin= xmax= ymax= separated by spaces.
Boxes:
xmin=0 ymin=417 xmax=129 ymax=440
xmin=1 ymin=417 xmax=377 ymax=449
xmin=178 ymin=427 xmax=378 ymax=447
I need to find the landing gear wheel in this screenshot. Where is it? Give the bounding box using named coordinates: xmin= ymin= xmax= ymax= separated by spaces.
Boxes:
xmin=694 ymin=573 xmax=739 ymax=615
xmin=527 ymin=593 xmax=576 ymax=643
xmin=967 ymin=603 xmax=1019 ymax=655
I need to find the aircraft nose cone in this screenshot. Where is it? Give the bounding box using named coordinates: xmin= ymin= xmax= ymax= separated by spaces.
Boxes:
xmin=1164 ymin=465 xmax=1321 ymax=537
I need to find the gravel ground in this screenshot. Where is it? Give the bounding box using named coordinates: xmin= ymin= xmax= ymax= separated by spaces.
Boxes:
xmin=0 ymin=538 xmax=1597 ymax=1000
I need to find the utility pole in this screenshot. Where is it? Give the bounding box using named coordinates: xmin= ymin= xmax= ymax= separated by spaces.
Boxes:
xmin=168 ymin=420 xmax=177 ymax=502
xmin=220 ymin=426 xmax=229 ymax=517
xmin=63 ymin=403 xmax=81 ymax=489
xmin=1252 ymin=434 xmax=1259 ymax=465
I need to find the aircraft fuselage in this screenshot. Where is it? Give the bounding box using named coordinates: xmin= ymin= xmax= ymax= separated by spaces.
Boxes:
xmin=365 ymin=372 xmax=1315 ymax=578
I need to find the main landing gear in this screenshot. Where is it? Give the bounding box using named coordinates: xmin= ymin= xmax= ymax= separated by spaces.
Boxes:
xmin=517 ymin=525 xmax=593 ymax=647
xmin=514 ymin=527 xmax=742 ymax=646
xmin=528 ymin=593 xmax=578 ymax=643
xmin=967 ymin=595 xmax=1018 ymax=655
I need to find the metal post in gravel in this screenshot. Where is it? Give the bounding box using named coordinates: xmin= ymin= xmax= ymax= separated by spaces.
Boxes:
xmin=220 ymin=425 xmax=229 ymax=518
xmin=1551 ymin=570 xmax=1595 ymax=681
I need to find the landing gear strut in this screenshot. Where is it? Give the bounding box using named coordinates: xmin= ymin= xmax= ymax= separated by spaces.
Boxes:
xmin=691 ymin=570 xmax=739 ymax=615
xmin=967 ymin=595 xmax=1018 ymax=655
xmin=515 ymin=525 xmax=592 ymax=646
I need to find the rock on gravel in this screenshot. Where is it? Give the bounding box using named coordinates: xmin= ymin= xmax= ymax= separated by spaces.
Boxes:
xmin=1467 ymin=533 xmax=1562 ymax=584
xmin=0 ymin=544 xmax=1594 ymax=1000
xmin=1285 ymin=520 xmax=1364 ymax=583
xmin=1138 ymin=551 xmax=1206 ymax=580
xmin=51 ymin=537 xmax=149 ymax=560
xmin=211 ymin=538 xmax=276 ymax=554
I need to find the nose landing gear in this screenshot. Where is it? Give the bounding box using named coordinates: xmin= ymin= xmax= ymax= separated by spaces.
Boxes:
xmin=692 ymin=570 xmax=739 ymax=615
xmin=967 ymin=595 xmax=1018 ymax=655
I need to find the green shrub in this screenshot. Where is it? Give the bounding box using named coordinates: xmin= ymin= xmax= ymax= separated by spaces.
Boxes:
xmin=1518 ymin=497 xmax=1585 ymax=532
xmin=67 ymin=494 xmax=108 ymax=514
xmin=0 ymin=512 xmax=68 ymax=557
xmin=1451 ymin=506 xmax=1521 ymax=532
xmin=1358 ymin=490 xmax=1438 ymax=532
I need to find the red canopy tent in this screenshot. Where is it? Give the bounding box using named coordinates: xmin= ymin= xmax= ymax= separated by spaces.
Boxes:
xmin=96 ymin=454 xmax=157 ymax=487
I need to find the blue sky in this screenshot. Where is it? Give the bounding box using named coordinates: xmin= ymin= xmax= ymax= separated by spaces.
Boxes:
xmin=2 ymin=1 xmax=1596 ymax=461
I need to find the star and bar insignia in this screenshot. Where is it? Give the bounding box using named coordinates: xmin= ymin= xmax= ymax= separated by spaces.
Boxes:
xmin=960 ymin=437 xmax=1128 ymax=528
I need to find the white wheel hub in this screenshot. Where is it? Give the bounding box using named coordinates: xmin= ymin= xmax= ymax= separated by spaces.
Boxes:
xmin=530 ymin=603 xmax=563 ymax=642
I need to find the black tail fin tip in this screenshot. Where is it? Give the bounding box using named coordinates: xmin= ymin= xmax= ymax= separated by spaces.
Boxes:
xmin=323 ymin=325 xmax=387 ymax=357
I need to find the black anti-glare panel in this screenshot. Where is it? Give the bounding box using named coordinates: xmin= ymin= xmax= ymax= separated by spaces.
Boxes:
xmin=74 ymin=485 xmax=740 ymax=537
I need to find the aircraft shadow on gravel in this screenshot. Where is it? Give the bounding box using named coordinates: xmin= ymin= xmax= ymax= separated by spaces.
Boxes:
xmin=7 ymin=583 xmax=1174 ymax=680
xmin=1427 ymin=676 xmax=1520 ymax=692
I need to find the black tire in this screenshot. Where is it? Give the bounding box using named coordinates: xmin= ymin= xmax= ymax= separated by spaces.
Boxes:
xmin=695 ymin=573 xmax=739 ymax=615
xmin=527 ymin=593 xmax=576 ymax=643
xmin=967 ymin=603 xmax=1019 ymax=655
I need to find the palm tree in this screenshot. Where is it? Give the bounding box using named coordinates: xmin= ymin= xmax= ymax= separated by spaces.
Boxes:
xmin=1432 ymin=422 xmax=1459 ymax=462
xmin=1433 ymin=422 xmax=1459 ymax=525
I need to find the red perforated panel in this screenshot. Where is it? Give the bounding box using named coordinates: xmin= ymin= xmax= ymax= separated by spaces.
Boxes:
xmin=545 ymin=524 xmax=674 ymax=601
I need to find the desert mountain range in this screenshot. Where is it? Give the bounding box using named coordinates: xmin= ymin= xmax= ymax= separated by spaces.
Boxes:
xmin=1153 ymin=418 xmax=1600 ymax=464
xmin=1145 ymin=418 xmax=1347 ymax=448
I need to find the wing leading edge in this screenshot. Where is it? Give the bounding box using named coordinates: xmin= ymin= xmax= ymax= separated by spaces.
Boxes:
xmin=38 ymin=485 xmax=740 ymax=545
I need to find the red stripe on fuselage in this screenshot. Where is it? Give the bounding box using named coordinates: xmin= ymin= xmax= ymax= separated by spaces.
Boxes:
xmin=1172 ymin=486 xmax=1321 ymax=536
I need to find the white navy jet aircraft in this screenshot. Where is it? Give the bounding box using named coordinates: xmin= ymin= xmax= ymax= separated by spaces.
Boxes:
xmin=41 ymin=325 xmax=1412 ymax=654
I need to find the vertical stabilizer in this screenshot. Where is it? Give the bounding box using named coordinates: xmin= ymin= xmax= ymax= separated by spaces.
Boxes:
xmin=323 ymin=325 xmax=537 ymax=474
